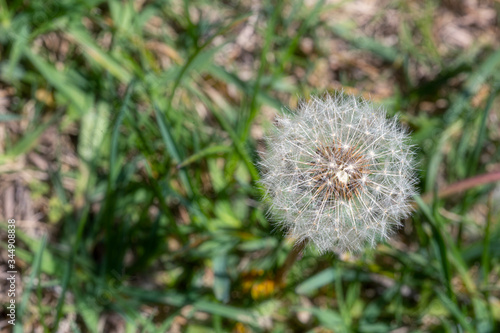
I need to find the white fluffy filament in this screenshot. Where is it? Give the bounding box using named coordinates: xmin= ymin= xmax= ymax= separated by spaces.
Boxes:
xmin=259 ymin=93 xmax=418 ymax=254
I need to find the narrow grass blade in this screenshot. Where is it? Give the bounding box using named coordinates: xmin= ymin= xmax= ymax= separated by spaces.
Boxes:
xmin=13 ymin=235 xmax=47 ymax=333
xmin=2 ymin=108 xmax=62 ymax=161
xmin=177 ymin=145 xmax=232 ymax=168
xmin=296 ymin=268 xmax=336 ymax=295
xmin=330 ymin=25 xmax=399 ymax=63
xmin=436 ymin=290 xmax=475 ymax=332
xmin=445 ymin=48 xmax=500 ymax=123
xmin=53 ymin=205 xmax=90 ymax=330
xmin=295 ymin=307 xmax=348 ymax=333
xmin=153 ymin=104 xmax=193 ymax=197
xmin=163 ymin=13 xmax=251 ymax=117
xmin=66 ymin=27 xmax=132 ymax=83
xmin=121 ymin=288 xmax=259 ymax=326
xmin=414 ymin=196 xmax=453 ymax=298
xmin=23 ymin=48 xmax=90 ymax=114
xmin=467 ymin=86 xmax=498 ymax=176
xmin=0 ymin=113 xmax=21 ymax=122
xmin=212 ymin=253 xmax=230 ymax=303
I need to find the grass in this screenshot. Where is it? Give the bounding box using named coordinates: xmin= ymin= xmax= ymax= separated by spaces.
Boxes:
xmin=1 ymin=0 xmax=500 ymax=332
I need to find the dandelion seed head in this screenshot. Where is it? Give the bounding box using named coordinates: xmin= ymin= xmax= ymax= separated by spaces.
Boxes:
xmin=259 ymin=93 xmax=418 ymax=254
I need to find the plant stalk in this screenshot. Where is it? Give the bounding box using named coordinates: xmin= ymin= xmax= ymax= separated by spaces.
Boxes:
xmin=275 ymin=240 xmax=307 ymax=287
xmin=421 ymin=170 xmax=500 ymax=203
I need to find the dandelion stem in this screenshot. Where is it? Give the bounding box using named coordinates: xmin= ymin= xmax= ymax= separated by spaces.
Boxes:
xmin=275 ymin=240 xmax=307 ymax=286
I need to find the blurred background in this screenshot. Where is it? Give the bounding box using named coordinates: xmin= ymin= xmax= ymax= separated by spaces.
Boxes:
xmin=1 ymin=0 xmax=500 ymax=332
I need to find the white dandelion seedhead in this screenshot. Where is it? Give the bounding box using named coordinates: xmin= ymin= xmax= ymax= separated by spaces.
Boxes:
xmin=259 ymin=93 xmax=418 ymax=254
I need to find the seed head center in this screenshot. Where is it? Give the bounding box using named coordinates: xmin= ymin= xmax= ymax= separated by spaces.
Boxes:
xmin=308 ymin=141 xmax=370 ymax=200
xmin=336 ymin=170 xmax=349 ymax=184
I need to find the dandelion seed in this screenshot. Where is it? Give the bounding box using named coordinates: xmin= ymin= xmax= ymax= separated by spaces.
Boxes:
xmin=259 ymin=93 xmax=418 ymax=254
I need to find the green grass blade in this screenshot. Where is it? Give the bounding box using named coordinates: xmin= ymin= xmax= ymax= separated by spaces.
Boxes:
xmin=436 ymin=290 xmax=475 ymax=332
xmin=153 ymin=104 xmax=193 ymax=197
xmin=330 ymin=25 xmax=399 ymax=63
xmin=66 ymin=26 xmax=132 ymax=83
xmin=2 ymin=109 xmax=62 ymax=161
xmin=445 ymin=48 xmax=500 ymax=123
xmin=23 ymin=48 xmax=90 ymax=114
xmin=13 ymin=235 xmax=47 ymax=333
xmin=177 ymin=145 xmax=232 ymax=168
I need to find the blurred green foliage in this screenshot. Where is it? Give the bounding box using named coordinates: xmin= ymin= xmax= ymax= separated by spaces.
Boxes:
xmin=1 ymin=0 xmax=500 ymax=332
